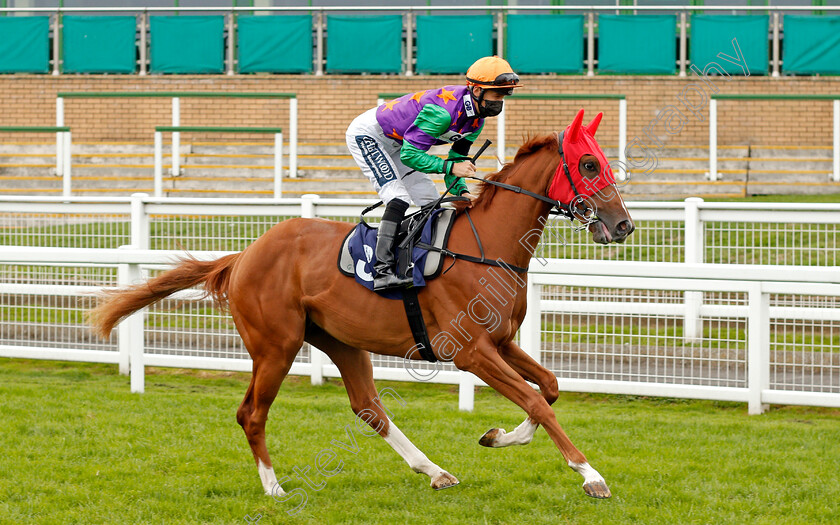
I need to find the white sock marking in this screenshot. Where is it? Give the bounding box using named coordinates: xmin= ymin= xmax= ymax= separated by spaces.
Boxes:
xmin=568 ymin=461 xmax=605 ymax=485
xmin=491 ymin=418 xmax=539 ymax=447
xmin=258 ymin=458 xmax=283 ymax=496
xmin=383 ymin=422 xmax=444 ymax=479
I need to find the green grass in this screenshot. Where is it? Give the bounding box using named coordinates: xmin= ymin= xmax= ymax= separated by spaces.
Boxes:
xmin=707 ymin=194 xmax=840 ymax=203
xmin=2 ymin=359 xmax=839 ymax=524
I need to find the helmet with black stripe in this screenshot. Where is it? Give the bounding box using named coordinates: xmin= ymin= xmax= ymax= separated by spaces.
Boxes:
xmin=466 ymin=56 xmax=522 ymax=96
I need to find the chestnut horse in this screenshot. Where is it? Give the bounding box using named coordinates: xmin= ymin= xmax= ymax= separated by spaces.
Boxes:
xmin=89 ymin=109 xmax=634 ymax=500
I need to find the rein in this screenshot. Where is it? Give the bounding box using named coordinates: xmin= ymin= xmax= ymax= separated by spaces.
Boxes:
xmin=459 ymin=130 xmax=595 ymax=223
xmin=366 ymin=133 xmax=602 ymax=277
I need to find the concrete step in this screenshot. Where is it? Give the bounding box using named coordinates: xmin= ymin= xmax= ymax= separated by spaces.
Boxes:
xmin=0 ymin=141 xmax=834 ymax=199
xmin=747 ymin=159 xmax=832 ymax=171
xmin=747 ymin=172 xmax=833 ymax=183
xmin=625 ymin=170 xmax=747 ymax=182
xmin=622 ymin=179 xmax=746 ymax=193
xmin=650 ymin=160 xmax=747 ymax=171
xmin=0 ymin=177 xmax=62 ymax=190
xmin=750 ymin=146 xmax=832 ymax=158
xmin=0 ymin=144 xmax=61 ymax=155
xmin=0 ymin=155 xmax=60 ymax=164
xmin=0 ymin=167 xmax=59 ymax=176
xmin=746 ymin=181 xmax=840 ymax=195
xmin=73 ymin=143 xmax=156 ymax=154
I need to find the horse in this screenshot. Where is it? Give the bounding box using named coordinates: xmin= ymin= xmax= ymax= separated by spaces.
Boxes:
xmin=88 ymin=109 xmax=634 ymax=500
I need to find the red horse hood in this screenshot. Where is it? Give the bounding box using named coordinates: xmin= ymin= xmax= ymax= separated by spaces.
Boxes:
xmin=548 ymin=109 xmax=616 ymax=204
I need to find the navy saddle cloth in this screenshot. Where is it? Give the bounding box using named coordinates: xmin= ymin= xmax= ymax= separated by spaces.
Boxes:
xmin=337 ymin=207 xmax=457 ymax=299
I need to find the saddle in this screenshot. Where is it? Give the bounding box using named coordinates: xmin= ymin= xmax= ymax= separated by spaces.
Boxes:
xmin=337 ymin=206 xmax=458 ymax=292
xmin=336 ymin=202 xmax=459 ymax=364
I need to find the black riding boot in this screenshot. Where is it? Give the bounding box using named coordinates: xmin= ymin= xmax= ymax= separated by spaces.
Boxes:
xmin=373 ymin=199 xmax=413 ymax=291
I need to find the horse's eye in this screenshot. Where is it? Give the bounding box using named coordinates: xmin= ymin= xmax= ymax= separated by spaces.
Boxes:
xmin=584 ymin=162 xmax=595 ymax=172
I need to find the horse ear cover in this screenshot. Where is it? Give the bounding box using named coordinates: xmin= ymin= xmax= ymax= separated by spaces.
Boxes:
xmin=548 ymin=109 xmax=615 ymax=203
xmin=586 ymin=112 xmax=602 ymax=136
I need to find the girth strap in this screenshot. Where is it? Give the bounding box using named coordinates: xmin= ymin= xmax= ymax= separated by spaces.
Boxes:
xmin=400 ymin=287 xmax=437 ymax=363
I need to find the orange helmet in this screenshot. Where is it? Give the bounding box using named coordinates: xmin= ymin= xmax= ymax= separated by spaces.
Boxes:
xmin=466 ymin=56 xmax=522 ymax=94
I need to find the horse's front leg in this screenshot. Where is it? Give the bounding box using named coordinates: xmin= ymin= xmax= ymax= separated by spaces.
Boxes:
xmin=479 ymin=341 xmax=557 ymax=449
xmin=457 ymin=337 xmax=610 ymax=499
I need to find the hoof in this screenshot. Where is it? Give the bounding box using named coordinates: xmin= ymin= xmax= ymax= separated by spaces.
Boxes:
xmin=431 ymin=471 xmax=460 ymax=490
xmin=479 ymin=428 xmax=503 ymax=447
xmin=583 ymin=480 xmax=611 ymax=499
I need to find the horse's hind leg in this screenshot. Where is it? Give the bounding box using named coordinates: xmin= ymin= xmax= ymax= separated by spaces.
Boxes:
xmin=480 ymin=341 xmax=559 ymax=448
xmin=307 ymin=328 xmax=459 ymax=490
xmin=235 ymin=321 xmax=303 ymax=496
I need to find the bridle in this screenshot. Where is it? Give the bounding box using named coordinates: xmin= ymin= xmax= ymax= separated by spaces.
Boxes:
xmin=367 ymin=134 xmax=609 ymax=277
xmin=459 ymin=132 xmax=599 ymax=227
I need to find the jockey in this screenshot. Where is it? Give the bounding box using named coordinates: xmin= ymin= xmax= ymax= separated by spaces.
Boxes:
xmin=346 ymin=55 xmax=523 ymax=291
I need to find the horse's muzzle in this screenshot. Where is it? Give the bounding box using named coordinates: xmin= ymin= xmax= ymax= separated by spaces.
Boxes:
xmin=589 ymin=218 xmax=634 ymax=244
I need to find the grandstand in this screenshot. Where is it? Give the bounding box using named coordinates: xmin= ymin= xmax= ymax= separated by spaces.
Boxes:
xmin=1 ymin=1 xmax=839 ymax=198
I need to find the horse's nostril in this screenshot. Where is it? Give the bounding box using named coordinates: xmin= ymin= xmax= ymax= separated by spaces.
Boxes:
xmin=616 ymin=220 xmax=634 ymax=236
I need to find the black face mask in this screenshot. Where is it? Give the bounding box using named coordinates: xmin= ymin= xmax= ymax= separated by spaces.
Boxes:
xmin=480 ymin=99 xmax=504 ymax=118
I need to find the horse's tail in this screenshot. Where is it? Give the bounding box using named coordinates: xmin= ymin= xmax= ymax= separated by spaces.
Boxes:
xmin=88 ymin=253 xmax=241 ymax=338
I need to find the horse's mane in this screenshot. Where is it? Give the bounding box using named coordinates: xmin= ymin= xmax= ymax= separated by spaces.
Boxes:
xmin=454 ymin=133 xmax=558 ymax=213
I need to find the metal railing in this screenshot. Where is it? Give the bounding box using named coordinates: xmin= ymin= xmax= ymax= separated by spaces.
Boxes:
xmin=709 ymin=94 xmax=840 ymax=182
xmin=0 ymin=126 xmax=71 ymax=195
xmin=1 ymin=245 xmax=837 ymax=414
xmin=1 ymin=195 xmax=838 ymax=413
xmin=56 ymin=92 xmax=299 ymax=178
xmin=1 ymin=194 xmax=839 ymax=262
xmin=154 ymin=126 xmax=283 ymax=198
xmin=3 ymin=5 xmax=840 ymax=77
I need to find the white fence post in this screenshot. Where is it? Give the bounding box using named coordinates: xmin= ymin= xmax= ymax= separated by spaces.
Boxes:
xmin=226 ymin=12 xmax=236 ymax=76
xmin=302 ymin=194 xmax=326 ymax=384
xmin=52 ymin=13 xmax=61 ymax=76
xmin=404 ymin=12 xmax=414 ymax=77
xmin=116 ymin=246 xmax=145 ymax=391
xmin=315 ymin=11 xmax=324 ymax=76
xmin=587 ymin=12 xmax=595 ymax=77
xmin=772 ymin=12 xmax=780 ymax=78
xmin=289 ymin=96 xmax=298 ymax=178
xmin=497 ymin=106 xmax=506 ymax=170
xmin=62 ymin=131 xmax=72 ymax=197
xmin=496 ymin=11 xmax=504 ymax=58
xmin=139 ymin=11 xmax=148 ymax=76
xmin=833 ymin=99 xmax=839 ymax=182
xmin=274 ymin=132 xmax=284 ymax=198
xmin=127 ymin=264 xmax=145 ymax=394
xmin=520 ymin=274 xmax=542 ymax=364
xmin=171 ymin=98 xmax=181 ymax=177
xmin=684 ymin=198 xmax=704 ymax=343
xmin=708 ymin=98 xmax=718 ymax=181
xmin=55 ymin=97 xmax=64 ymax=176
xmin=154 ymin=131 xmax=163 ymax=197
xmin=748 ymin=284 xmax=770 ymax=415
xmin=116 ymin=248 xmax=133 ymax=376
xmin=618 ymin=98 xmax=627 ymax=181
xmin=459 ymin=372 xmax=475 ymax=411
xmin=678 ymin=12 xmax=687 ymax=77
xmin=130 ymin=193 xmax=150 ymax=250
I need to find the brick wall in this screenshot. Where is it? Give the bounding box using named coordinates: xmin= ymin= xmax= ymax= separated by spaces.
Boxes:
xmin=0 ymin=74 xmax=837 ymax=148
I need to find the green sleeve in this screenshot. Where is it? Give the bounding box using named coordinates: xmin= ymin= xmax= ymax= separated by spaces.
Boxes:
xmin=444 ymin=124 xmax=484 ymax=196
xmin=443 ymin=171 xmax=469 ymax=196
xmin=399 ymin=104 xmax=452 ymax=174
xmin=400 ymin=141 xmax=446 ymax=175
